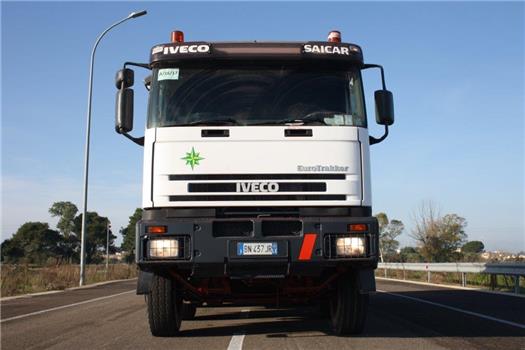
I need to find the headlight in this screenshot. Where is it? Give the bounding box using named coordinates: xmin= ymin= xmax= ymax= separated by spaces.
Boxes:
xmin=335 ymin=236 xmax=366 ymax=257
xmin=148 ymin=238 xmax=179 ymax=258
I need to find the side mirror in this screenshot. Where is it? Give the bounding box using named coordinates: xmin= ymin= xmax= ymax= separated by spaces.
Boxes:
xmin=115 ymin=88 xmax=134 ymax=134
xmin=374 ymin=90 xmax=394 ymax=126
xmin=115 ymin=68 xmax=134 ymax=89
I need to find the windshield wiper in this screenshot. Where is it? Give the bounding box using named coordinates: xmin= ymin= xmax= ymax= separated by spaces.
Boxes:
xmin=176 ymin=117 xmax=241 ymax=126
xmin=252 ymin=112 xmax=338 ymax=126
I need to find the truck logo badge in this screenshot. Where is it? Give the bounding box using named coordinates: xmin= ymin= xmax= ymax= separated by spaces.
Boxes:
xmin=236 ymin=182 xmax=279 ymax=192
xmin=182 ymin=147 xmax=204 ymax=170
xmin=303 ymin=44 xmax=350 ymax=55
xmin=163 ymin=44 xmax=210 ymax=55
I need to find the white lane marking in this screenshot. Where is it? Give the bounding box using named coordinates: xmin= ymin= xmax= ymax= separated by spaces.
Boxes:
xmin=376 ymin=277 xmax=525 ymax=298
xmin=226 ymin=309 xmax=250 ymax=350
xmin=1 ymin=290 xmax=135 ymax=323
xmin=227 ymin=334 xmax=245 ymax=350
xmin=378 ymin=289 xmax=525 ymax=330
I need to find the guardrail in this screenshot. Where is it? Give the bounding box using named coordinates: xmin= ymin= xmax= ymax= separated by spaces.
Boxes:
xmin=378 ymin=262 xmax=525 ymax=294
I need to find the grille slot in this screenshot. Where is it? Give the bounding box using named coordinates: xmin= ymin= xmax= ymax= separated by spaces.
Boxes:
xmin=169 ymin=195 xmax=345 ymax=201
xmin=188 ymin=182 xmax=326 ymax=193
xmin=170 ymin=174 xmax=345 ymax=181
xmin=261 ymin=220 xmax=302 ymax=236
xmin=213 ymin=220 xmax=253 ymax=237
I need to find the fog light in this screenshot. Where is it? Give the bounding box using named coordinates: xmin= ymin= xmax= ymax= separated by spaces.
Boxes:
xmin=148 ymin=239 xmax=179 ymax=258
xmin=335 ymin=236 xmax=365 ymax=257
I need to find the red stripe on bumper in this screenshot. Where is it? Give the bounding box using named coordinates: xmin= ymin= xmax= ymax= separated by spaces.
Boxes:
xmin=298 ymin=233 xmax=317 ymax=261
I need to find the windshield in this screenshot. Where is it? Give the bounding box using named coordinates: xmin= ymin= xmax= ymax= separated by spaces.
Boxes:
xmin=147 ymin=65 xmax=366 ymax=128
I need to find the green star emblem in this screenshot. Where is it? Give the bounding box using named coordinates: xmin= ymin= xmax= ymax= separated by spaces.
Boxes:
xmin=182 ymin=147 xmax=204 ymax=170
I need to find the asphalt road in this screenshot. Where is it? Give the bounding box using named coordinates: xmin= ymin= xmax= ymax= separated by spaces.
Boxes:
xmin=1 ymin=278 xmax=524 ymax=350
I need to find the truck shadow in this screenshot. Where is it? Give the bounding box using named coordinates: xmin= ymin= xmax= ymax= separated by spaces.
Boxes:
xmin=180 ymin=290 xmax=525 ymax=338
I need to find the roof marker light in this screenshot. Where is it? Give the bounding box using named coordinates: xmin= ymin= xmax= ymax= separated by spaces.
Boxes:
xmin=171 ymin=30 xmax=184 ymax=43
xmin=328 ymin=30 xmax=341 ymax=43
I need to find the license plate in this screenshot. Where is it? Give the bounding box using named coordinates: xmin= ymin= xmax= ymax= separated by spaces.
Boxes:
xmin=237 ymin=242 xmax=278 ymax=256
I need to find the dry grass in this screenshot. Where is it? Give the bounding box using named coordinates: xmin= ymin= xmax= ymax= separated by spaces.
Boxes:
xmin=1 ymin=264 xmax=137 ymax=297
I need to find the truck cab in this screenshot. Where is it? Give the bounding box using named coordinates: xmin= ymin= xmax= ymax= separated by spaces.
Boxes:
xmin=115 ymin=30 xmax=394 ymax=336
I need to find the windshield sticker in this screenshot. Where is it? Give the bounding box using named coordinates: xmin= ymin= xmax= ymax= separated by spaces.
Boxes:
xmin=158 ymin=68 xmax=179 ymax=81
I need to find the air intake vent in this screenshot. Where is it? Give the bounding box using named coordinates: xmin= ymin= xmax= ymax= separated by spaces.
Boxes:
xmin=213 ymin=221 xmax=253 ymax=237
xmin=262 ymin=220 xmax=302 ymax=236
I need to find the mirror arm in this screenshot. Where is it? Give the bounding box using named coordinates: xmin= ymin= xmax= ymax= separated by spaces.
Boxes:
xmin=369 ymin=125 xmax=389 ymax=145
xmin=362 ymin=63 xmax=386 ymax=90
xmin=123 ymin=62 xmax=151 ymax=70
xmin=122 ymin=132 xmax=144 ymax=146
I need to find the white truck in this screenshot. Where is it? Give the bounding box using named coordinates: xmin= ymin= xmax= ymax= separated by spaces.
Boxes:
xmin=114 ymin=29 xmax=394 ymax=336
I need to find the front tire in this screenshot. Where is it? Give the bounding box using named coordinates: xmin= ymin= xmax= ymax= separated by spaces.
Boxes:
xmin=329 ymin=272 xmax=369 ymax=335
xmin=147 ymin=274 xmax=182 ymax=337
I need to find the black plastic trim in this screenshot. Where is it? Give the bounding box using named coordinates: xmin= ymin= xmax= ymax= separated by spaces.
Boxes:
xmin=201 ymin=129 xmax=230 ymax=137
xmin=142 ymin=206 xmax=372 ymax=219
xmin=285 ymin=129 xmax=313 ymax=137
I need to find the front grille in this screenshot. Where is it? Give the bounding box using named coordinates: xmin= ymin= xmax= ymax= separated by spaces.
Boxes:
xmin=188 ymin=182 xmax=326 ymax=193
xmin=169 ymin=195 xmax=345 ymax=201
xmin=169 ymin=173 xmax=345 ymax=181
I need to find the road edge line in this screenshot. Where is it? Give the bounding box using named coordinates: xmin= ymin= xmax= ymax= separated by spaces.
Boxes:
xmin=0 ymin=278 xmax=138 ymax=301
xmin=0 ymin=290 xmax=134 ymax=323
xmin=377 ymin=289 xmax=525 ymax=330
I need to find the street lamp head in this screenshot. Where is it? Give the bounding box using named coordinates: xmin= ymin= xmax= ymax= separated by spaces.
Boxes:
xmin=129 ymin=10 xmax=147 ymax=19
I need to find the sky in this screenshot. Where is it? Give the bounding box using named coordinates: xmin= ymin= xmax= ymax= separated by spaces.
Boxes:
xmin=1 ymin=1 xmax=524 ymax=251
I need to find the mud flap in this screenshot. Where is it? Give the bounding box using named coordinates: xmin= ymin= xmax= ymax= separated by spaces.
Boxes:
xmin=137 ymin=270 xmax=154 ymax=295
xmin=358 ymin=268 xmax=376 ymax=293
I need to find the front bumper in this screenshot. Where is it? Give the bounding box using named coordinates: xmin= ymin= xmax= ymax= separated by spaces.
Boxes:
xmin=136 ymin=215 xmax=378 ymax=278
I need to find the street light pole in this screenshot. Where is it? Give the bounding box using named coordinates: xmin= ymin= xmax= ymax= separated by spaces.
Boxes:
xmin=106 ymin=220 xmax=110 ymax=271
xmin=80 ymin=10 xmax=147 ymax=286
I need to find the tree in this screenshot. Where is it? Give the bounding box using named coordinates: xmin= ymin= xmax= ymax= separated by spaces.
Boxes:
xmin=49 ymin=201 xmax=80 ymax=263
xmin=461 ymin=240 xmax=485 ymax=262
xmin=1 ymin=238 xmax=23 ymax=263
xmin=121 ymin=208 xmax=143 ymax=263
xmin=410 ymin=202 xmax=467 ymax=262
xmin=399 ymin=246 xmax=423 ymax=262
xmin=1 ymin=222 xmax=62 ymax=264
xmin=462 ymin=241 xmax=484 ymax=254
xmin=375 ymin=212 xmax=404 ymax=262
xmin=73 ymin=212 xmax=115 ymax=264
xmin=49 ymin=201 xmax=78 ymax=238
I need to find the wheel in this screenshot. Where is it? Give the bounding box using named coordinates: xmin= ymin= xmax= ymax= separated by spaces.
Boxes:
xmin=329 ymin=272 xmax=369 ymax=335
xmin=147 ymin=274 xmax=183 ymax=337
xmin=182 ymin=302 xmax=197 ymax=320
